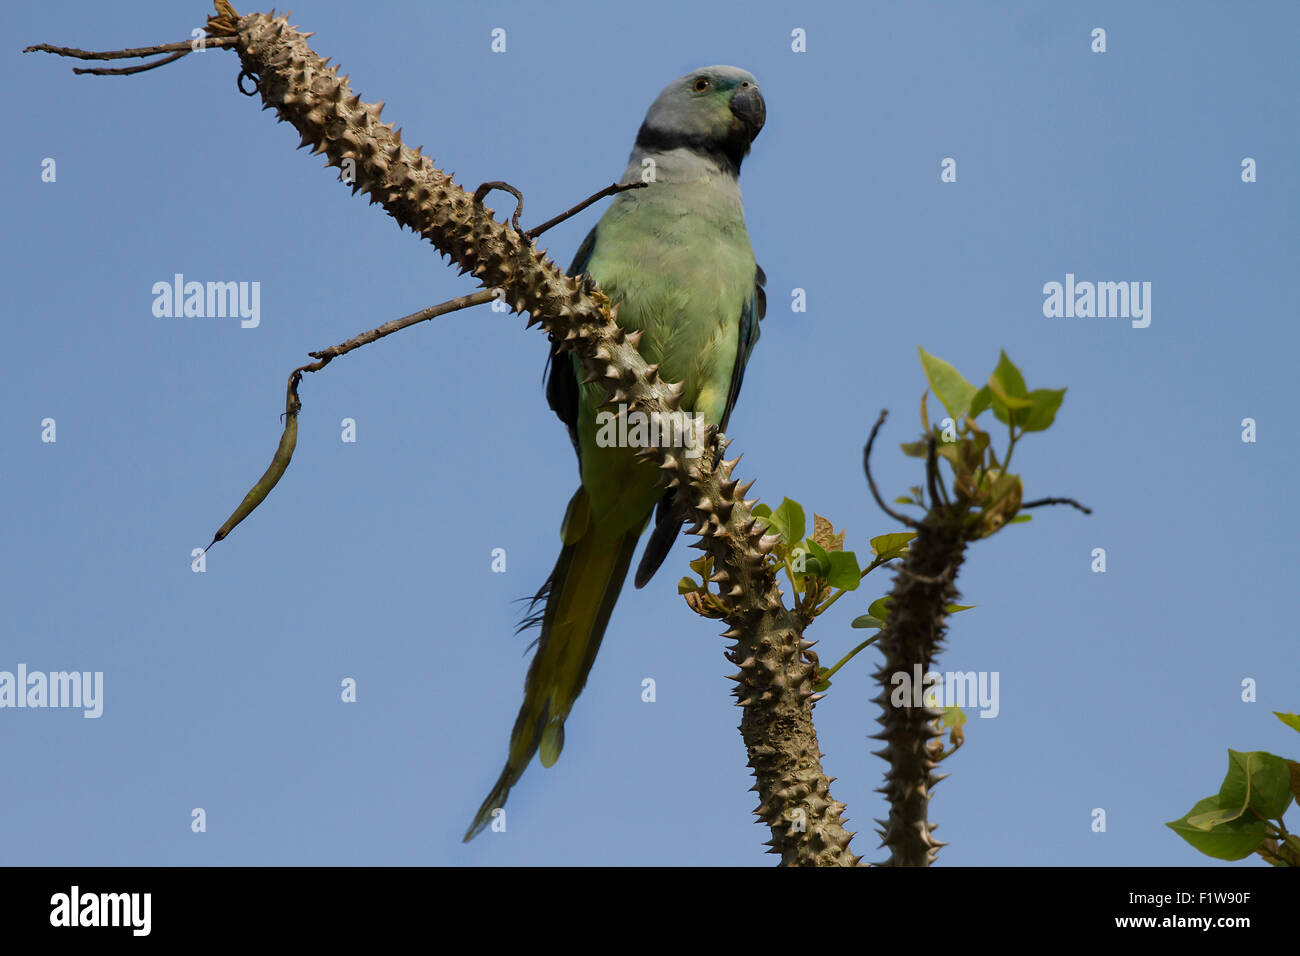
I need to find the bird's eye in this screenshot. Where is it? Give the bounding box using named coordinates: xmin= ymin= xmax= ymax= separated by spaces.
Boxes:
xmin=692 ymin=77 xmax=710 ymax=93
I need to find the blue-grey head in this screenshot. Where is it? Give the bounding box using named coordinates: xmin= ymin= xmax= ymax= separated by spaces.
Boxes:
xmin=633 ymin=65 xmax=765 ymax=177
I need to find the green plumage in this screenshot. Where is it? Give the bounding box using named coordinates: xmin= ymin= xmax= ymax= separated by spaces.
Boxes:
xmin=465 ymin=66 xmax=765 ymax=841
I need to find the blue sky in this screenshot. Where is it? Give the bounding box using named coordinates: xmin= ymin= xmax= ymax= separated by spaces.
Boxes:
xmin=3 ymin=0 xmax=1296 ymax=866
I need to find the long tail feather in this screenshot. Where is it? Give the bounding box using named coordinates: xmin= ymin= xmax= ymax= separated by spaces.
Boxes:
xmin=464 ymin=490 xmax=642 ymax=841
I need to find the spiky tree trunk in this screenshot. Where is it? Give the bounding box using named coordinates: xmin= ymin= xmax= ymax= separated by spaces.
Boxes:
xmin=871 ymin=510 xmax=968 ymax=865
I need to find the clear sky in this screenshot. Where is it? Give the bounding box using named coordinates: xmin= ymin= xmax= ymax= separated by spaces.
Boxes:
xmin=4 ymin=0 xmax=1296 ymax=866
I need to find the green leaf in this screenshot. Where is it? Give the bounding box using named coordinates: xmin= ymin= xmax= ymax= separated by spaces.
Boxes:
xmin=899 ymin=440 xmax=928 ymax=459
xmin=751 ymin=504 xmax=772 ymax=520
xmin=1186 ymin=805 xmax=1248 ymax=828
xmin=825 ymin=550 xmax=862 ymax=590
xmin=991 ymin=350 xmax=1029 ymax=400
xmin=986 ymin=353 xmax=1032 ymax=426
xmin=770 ymin=497 xmax=805 ymax=547
xmin=1167 ymin=796 xmax=1269 ymax=861
xmin=894 ymin=496 xmax=916 ymax=505
xmin=805 ymin=539 xmax=830 ymax=563
xmin=1009 ymin=514 xmax=1032 ymax=524
xmin=987 ymin=375 xmax=1033 ymax=417
xmin=918 ymin=347 xmax=978 ymax=422
xmin=935 ymin=438 xmax=962 ymax=468
xmin=1220 ymin=749 xmax=1294 ymax=820
xmin=802 ymin=539 xmax=831 ymax=579
xmin=851 ymin=615 xmax=885 ymax=629
xmin=945 ymin=603 xmax=975 ymax=614
xmin=868 ymin=596 xmax=893 ymax=621
xmin=677 ymin=577 xmax=696 ymax=594
xmin=870 ymin=531 xmax=916 ymax=560
xmin=1275 ymin=712 xmax=1300 ymax=735
xmin=1019 ymin=388 xmax=1067 ymax=432
xmin=969 ymin=385 xmax=993 ymax=419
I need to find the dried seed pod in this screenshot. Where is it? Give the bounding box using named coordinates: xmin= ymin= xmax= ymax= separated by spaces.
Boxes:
xmin=206 ymin=373 xmax=302 ymax=550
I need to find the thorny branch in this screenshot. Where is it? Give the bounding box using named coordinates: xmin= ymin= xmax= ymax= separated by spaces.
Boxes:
xmin=863 ymin=404 xmax=1089 ymax=865
xmin=27 ymin=6 xmax=859 ymax=865
xmin=205 ymin=290 xmax=498 ymax=550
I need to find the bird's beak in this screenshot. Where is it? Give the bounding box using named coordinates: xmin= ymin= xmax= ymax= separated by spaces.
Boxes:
xmin=729 ymin=85 xmax=766 ymax=142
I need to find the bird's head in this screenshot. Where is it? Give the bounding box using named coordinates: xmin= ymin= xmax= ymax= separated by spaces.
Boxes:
xmin=634 ymin=65 xmax=765 ymax=175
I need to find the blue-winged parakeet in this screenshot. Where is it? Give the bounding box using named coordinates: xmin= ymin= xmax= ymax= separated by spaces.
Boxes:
xmin=466 ymin=65 xmax=766 ymax=841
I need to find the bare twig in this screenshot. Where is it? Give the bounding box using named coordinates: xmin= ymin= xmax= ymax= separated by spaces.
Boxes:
xmin=307 ymin=289 xmax=496 ymax=363
xmin=205 ymin=289 xmax=496 ymax=550
xmin=474 ymin=179 xmax=650 ymax=240
xmin=473 ymin=181 xmax=524 ymax=234
xmin=864 ymin=411 xmax=919 ymax=528
xmin=23 ymin=38 xmax=236 ymax=76
xmin=73 ymin=51 xmax=192 ymax=77
xmin=527 ymin=181 xmax=648 ymax=239
xmin=1021 ymin=496 xmax=1092 ymax=514
xmin=23 ymin=39 xmax=223 ymax=60
xmin=925 ymin=435 xmax=949 ymax=511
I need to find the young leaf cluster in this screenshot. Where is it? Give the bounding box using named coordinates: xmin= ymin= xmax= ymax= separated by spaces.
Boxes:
xmin=1167 ymin=711 xmax=1300 ymax=866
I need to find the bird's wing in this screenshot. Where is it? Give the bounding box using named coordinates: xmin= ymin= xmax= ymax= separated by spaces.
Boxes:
xmin=543 ymin=225 xmax=598 ymax=461
xmin=720 ymin=263 xmax=766 ymax=432
xmin=634 ymin=261 xmax=765 ymax=588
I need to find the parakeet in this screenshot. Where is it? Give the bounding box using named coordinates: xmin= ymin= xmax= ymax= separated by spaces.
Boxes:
xmin=465 ymin=65 xmax=766 ymax=841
